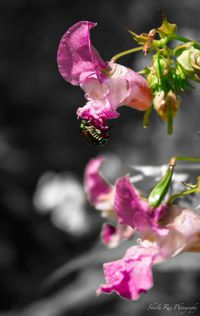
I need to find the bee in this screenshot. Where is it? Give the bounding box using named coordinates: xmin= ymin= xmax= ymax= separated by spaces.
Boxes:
xmin=80 ymin=120 xmax=110 ymax=146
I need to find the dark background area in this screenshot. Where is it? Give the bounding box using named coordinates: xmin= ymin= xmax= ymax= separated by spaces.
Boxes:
xmin=0 ymin=0 xmax=200 ymax=315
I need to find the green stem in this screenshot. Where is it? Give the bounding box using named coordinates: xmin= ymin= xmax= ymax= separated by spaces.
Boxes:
xmin=137 ymin=69 xmax=146 ymax=75
xmin=111 ymin=46 xmax=143 ymax=62
xmin=143 ymin=107 xmax=153 ymax=128
xmin=172 ymin=34 xmax=200 ymax=50
xmin=176 ymin=156 xmax=200 ymax=163
xmin=167 ymin=187 xmax=197 ymax=205
xmin=167 ymin=103 xmax=173 ymax=135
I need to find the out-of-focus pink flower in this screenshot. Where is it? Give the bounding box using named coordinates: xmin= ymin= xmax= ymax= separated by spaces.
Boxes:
xmin=84 ymin=156 xmax=115 ymax=218
xmin=97 ymin=244 xmax=161 ymax=300
xmin=84 ymin=156 xmax=200 ymax=300
xmin=84 ymin=157 xmax=134 ymax=245
xmin=98 ymin=203 xmax=200 ymax=300
xmin=114 ymin=176 xmax=168 ymax=236
xmin=57 ymin=21 xmax=152 ymax=130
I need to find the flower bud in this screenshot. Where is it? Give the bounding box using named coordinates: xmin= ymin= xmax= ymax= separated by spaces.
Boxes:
xmin=177 ymin=46 xmax=200 ymax=82
xmin=148 ymin=162 xmax=175 ymax=208
xmin=152 ymin=54 xmax=171 ymax=77
xmin=153 ymin=90 xmax=180 ymax=121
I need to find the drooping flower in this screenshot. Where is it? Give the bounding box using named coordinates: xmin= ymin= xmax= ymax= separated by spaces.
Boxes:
xmin=57 ymin=21 xmax=152 ymax=137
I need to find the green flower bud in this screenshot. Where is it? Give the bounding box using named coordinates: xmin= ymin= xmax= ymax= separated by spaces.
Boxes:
xmin=152 ymin=54 xmax=171 ymax=77
xmin=177 ymin=46 xmax=200 ymax=82
xmin=153 ymin=90 xmax=180 ymax=121
xmin=148 ymin=157 xmax=176 ymax=208
xmin=146 ymin=67 xmax=159 ymax=91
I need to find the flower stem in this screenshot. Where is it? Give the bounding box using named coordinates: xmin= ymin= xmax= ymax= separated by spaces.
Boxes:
xmin=143 ymin=107 xmax=153 ymax=128
xmin=176 ymin=156 xmax=200 ymax=163
xmin=137 ymin=69 xmax=146 ymax=75
xmin=111 ymin=46 xmax=143 ymax=62
xmin=172 ymin=34 xmax=200 ymax=50
xmin=167 ymin=187 xmax=197 ymax=205
xmin=167 ymin=103 xmax=173 ymax=135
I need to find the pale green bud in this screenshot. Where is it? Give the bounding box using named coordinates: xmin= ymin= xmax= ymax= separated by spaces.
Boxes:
xmin=177 ymin=46 xmax=200 ymax=82
xmin=153 ymin=91 xmax=180 ymax=121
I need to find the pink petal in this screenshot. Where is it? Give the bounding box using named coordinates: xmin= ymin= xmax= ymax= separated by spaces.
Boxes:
xmin=162 ymin=205 xmax=200 ymax=253
xmin=101 ymin=223 xmax=117 ymax=246
xmin=97 ymin=245 xmax=159 ymax=300
xmin=101 ymin=223 xmax=134 ymax=248
xmin=57 ymin=21 xmax=107 ymax=85
xmin=114 ymin=176 xmax=167 ymax=236
xmin=84 ymin=156 xmax=113 ymax=207
xmin=124 ymin=69 xmax=153 ymax=111
xmin=77 ymin=100 xmax=119 ymax=130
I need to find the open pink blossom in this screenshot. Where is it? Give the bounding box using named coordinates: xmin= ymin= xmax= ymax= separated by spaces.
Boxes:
xmin=57 ymin=21 xmax=152 ymax=130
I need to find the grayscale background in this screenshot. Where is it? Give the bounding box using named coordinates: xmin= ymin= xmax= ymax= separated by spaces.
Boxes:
xmin=0 ymin=0 xmax=200 ymax=315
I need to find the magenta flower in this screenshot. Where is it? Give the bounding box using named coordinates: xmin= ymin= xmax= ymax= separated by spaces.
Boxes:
xmin=57 ymin=21 xmax=152 ymax=134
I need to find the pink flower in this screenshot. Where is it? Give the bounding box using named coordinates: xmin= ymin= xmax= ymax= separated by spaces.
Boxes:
xmin=57 ymin=21 xmax=152 ymax=131
xmin=84 ymin=157 xmax=200 ymax=300
xmin=98 ymin=203 xmax=200 ymax=300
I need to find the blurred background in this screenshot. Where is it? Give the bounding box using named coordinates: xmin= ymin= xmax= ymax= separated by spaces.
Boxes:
xmin=0 ymin=0 xmax=200 ymax=315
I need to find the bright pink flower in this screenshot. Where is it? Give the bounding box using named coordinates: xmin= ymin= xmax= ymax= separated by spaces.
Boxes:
xmin=57 ymin=21 xmax=152 ymax=131
xmin=114 ymin=176 xmax=168 ymax=236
